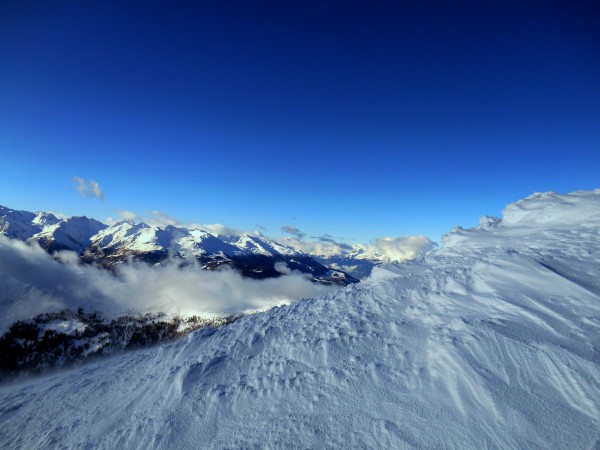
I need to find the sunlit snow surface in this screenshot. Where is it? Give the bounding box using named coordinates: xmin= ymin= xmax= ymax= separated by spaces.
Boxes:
xmin=1 ymin=190 xmax=600 ymax=449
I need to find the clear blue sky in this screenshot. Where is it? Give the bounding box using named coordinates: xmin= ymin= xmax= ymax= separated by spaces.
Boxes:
xmin=1 ymin=1 xmax=599 ymax=242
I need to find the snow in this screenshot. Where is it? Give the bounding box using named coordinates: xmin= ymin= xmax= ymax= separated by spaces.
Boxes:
xmin=39 ymin=319 xmax=87 ymax=336
xmin=223 ymin=234 xmax=303 ymax=257
xmin=175 ymin=230 xmax=243 ymax=258
xmin=33 ymin=216 xmax=107 ymax=251
xmin=31 ymin=212 xmax=60 ymax=228
xmin=501 ymin=189 xmax=600 ymax=227
xmin=0 ymin=206 xmax=39 ymax=240
xmin=89 ymin=223 xmax=309 ymax=261
xmin=1 ymin=190 xmax=600 ymax=448
xmin=91 ymin=221 xmax=166 ymax=252
xmin=1 ymin=207 xmax=106 ymax=252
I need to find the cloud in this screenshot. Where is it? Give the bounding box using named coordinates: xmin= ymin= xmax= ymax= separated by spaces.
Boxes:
xmin=0 ymin=236 xmax=120 ymax=332
xmin=118 ymin=210 xmax=138 ymax=221
xmin=73 ymin=177 xmax=104 ymax=201
xmin=281 ymin=225 xmax=305 ymax=240
xmin=0 ymin=236 xmax=333 ymax=333
xmin=145 ymin=210 xmax=181 ymax=228
xmin=327 ymin=263 xmax=358 ymax=274
xmin=317 ymin=237 xmax=336 ymax=244
xmin=276 ymin=236 xmax=355 ymax=257
xmin=48 ymin=211 xmax=69 ymax=220
xmin=373 ymin=236 xmax=436 ymax=261
xmin=105 ymin=210 xmax=138 ymax=225
xmin=274 ymin=262 xmax=291 ymax=274
xmin=315 ymin=235 xmax=353 ymax=250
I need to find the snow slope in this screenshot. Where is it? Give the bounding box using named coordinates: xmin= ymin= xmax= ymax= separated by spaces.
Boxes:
xmin=90 ymin=221 xmax=173 ymax=254
xmin=0 ymin=206 xmax=44 ymax=240
xmin=34 ymin=216 xmax=107 ymax=252
xmin=0 ymin=206 xmax=106 ymax=252
xmin=1 ymin=190 xmax=599 ymax=449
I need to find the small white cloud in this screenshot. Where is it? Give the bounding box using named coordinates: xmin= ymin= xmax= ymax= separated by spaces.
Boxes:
xmin=118 ymin=210 xmax=138 ymax=222
xmin=373 ymin=236 xmax=435 ymax=261
xmin=73 ymin=177 xmax=104 ymax=201
xmin=274 ymin=261 xmax=291 ymax=274
xmin=106 ymin=210 xmax=138 ymax=225
xmin=275 ymin=237 xmax=356 ymax=257
xmin=47 ymin=211 xmax=69 ymax=220
xmin=145 ymin=211 xmax=181 ymax=228
xmin=328 ymin=263 xmax=358 ymax=273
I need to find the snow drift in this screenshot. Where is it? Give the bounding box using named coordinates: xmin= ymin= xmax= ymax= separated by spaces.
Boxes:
xmin=1 ymin=189 xmax=599 ymax=449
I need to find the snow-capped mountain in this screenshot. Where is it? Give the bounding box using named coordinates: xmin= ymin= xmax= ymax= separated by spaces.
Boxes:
xmin=0 ymin=206 xmax=357 ymax=285
xmin=0 ymin=207 xmax=51 ymax=240
xmin=34 ymin=216 xmax=107 ymax=253
xmin=0 ymin=206 xmax=106 ymax=252
xmin=1 ymin=189 xmax=599 ymax=448
xmin=222 ymin=234 xmax=299 ymax=257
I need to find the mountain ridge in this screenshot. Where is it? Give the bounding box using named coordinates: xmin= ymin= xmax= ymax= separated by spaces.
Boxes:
xmin=0 ymin=205 xmax=363 ymax=285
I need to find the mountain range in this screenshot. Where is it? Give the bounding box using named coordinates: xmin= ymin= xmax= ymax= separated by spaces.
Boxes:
xmin=0 ymin=205 xmax=380 ymax=285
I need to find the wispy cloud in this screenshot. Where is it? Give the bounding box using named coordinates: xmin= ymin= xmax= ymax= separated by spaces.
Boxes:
xmin=277 ymin=236 xmax=356 ymax=257
xmin=145 ymin=210 xmax=181 ymax=228
xmin=314 ymin=235 xmax=353 ymax=250
xmin=117 ymin=210 xmax=138 ymax=222
xmin=105 ymin=210 xmax=138 ymax=225
xmin=281 ymin=225 xmax=305 ymax=240
xmin=73 ymin=177 xmax=104 ymax=201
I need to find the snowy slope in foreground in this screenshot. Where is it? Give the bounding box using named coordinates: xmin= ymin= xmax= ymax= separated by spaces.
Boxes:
xmin=1 ymin=190 xmax=600 ymax=449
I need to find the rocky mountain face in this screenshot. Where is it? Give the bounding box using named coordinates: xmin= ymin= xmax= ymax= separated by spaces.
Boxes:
xmin=0 ymin=205 xmax=358 ymax=285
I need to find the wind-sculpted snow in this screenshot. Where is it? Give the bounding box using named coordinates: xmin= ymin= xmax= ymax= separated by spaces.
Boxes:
xmin=1 ymin=190 xmax=600 ymax=448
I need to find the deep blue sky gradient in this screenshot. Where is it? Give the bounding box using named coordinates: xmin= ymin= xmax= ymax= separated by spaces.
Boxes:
xmin=1 ymin=1 xmax=599 ymax=241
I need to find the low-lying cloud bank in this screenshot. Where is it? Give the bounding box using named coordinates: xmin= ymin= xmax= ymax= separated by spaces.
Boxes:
xmin=0 ymin=236 xmax=333 ymax=333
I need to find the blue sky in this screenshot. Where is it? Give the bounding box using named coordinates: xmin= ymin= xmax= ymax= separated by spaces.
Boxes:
xmin=1 ymin=1 xmax=599 ymax=243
